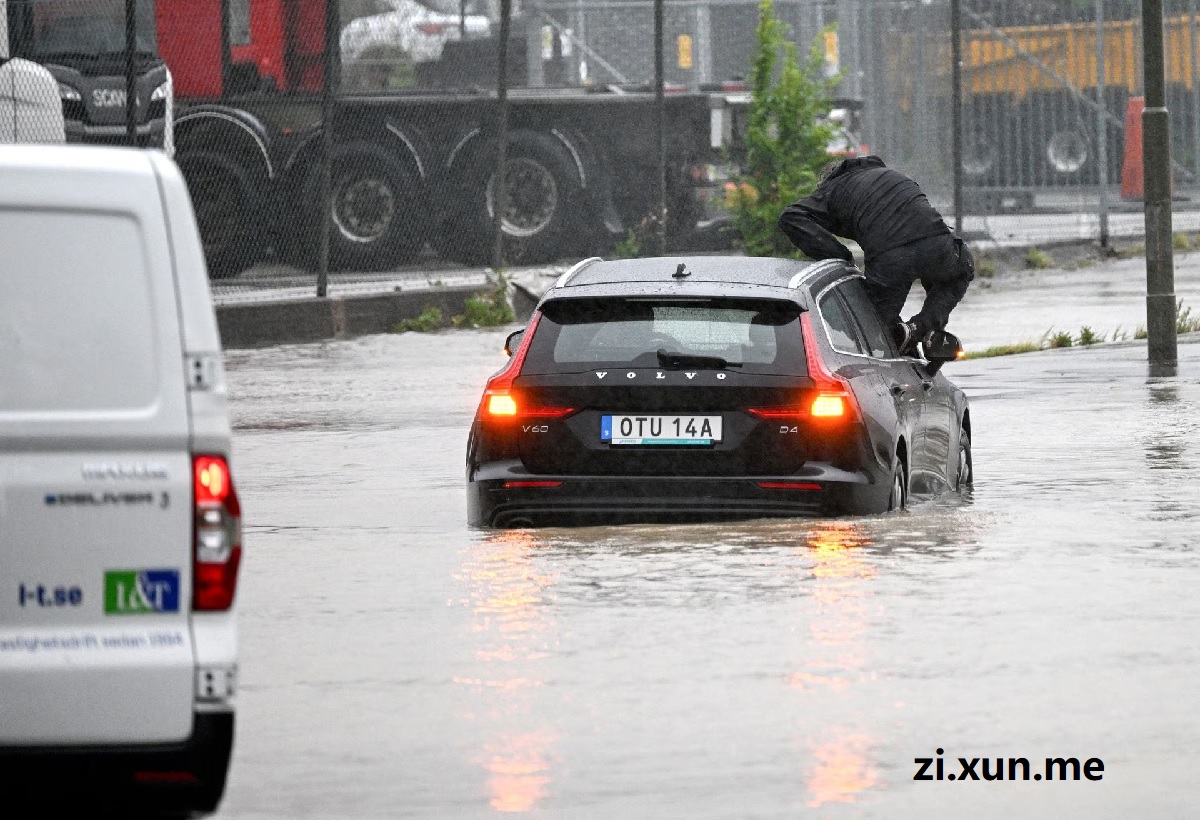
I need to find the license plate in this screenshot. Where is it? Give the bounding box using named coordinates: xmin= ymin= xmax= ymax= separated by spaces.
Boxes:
xmin=601 ymin=414 xmax=722 ymax=445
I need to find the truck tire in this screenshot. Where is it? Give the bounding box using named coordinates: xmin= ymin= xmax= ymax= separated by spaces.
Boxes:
xmin=177 ymin=149 xmax=262 ymax=279
xmin=434 ymin=129 xmax=584 ymax=265
xmin=302 ymin=140 xmax=427 ymax=272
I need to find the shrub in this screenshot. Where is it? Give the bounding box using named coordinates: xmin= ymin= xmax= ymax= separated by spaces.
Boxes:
xmin=1076 ymin=326 xmax=1104 ymax=346
xmin=394 ymin=306 xmax=443 ymax=333
xmin=1047 ymin=330 xmax=1073 ymax=348
xmin=724 ymin=1 xmax=836 ymax=258
xmin=1024 ymin=247 xmax=1053 ymax=269
xmin=452 ymin=275 xmax=514 ymax=328
xmin=975 ymin=255 xmax=997 ymax=278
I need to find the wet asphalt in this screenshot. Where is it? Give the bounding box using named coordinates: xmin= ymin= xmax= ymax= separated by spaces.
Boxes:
xmin=214 ymin=265 xmax=1200 ymax=818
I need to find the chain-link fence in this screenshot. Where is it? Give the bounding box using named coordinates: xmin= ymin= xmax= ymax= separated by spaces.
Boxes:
xmin=861 ymin=0 xmax=1200 ymax=247
xmin=7 ymin=0 xmax=1200 ymax=302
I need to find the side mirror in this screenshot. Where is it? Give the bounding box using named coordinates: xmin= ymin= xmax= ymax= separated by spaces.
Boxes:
xmin=922 ymin=330 xmax=964 ymax=362
xmin=503 ymin=329 xmax=525 ymax=357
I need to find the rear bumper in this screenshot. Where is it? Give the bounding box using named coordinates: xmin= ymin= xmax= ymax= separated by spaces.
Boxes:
xmin=0 ymin=711 xmax=233 ymax=814
xmin=468 ymin=461 xmax=884 ymax=527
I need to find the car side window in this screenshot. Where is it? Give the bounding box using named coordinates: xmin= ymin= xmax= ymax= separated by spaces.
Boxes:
xmin=837 ymin=278 xmax=897 ymax=358
xmin=818 ymin=292 xmax=866 ymax=355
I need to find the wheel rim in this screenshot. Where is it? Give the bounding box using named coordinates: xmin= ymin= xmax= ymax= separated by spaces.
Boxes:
xmin=962 ymin=133 xmax=996 ymax=177
xmin=332 ymin=175 xmax=396 ymax=244
xmin=957 ymin=443 xmax=973 ymax=490
xmin=487 ymin=157 xmax=558 ymax=238
xmin=889 ymin=468 xmax=905 ymax=511
xmin=1047 ymin=129 xmax=1088 ymax=174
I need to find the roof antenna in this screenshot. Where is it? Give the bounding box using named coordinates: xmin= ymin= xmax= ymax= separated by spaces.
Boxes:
xmin=673 ymin=262 xmax=690 ymax=279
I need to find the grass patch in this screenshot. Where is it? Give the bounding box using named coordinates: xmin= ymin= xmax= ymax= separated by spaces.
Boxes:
xmin=451 ymin=274 xmax=514 ymax=329
xmin=1116 ymin=242 xmax=1146 ymax=259
xmin=1179 ymin=299 xmax=1200 ymax=334
xmin=394 ymin=306 xmax=443 ymax=333
xmin=1173 ymin=232 xmax=1195 ymax=251
xmin=1135 ymin=325 xmax=1148 ymax=340
xmin=1076 ymin=326 xmax=1104 ymax=346
xmin=1047 ymin=330 xmax=1074 ymax=349
xmin=975 ymin=255 xmax=997 ymax=278
xmin=1024 ymin=247 xmax=1053 ymax=269
xmin=963 ymin=341 xmax=1042 ymax=359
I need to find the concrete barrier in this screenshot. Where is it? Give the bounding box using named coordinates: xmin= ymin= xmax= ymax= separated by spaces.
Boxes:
xmin=216 ymin=285 xmax=485 ymax=348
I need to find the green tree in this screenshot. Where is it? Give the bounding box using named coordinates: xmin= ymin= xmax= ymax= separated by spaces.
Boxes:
xmin=725 ymin=0 xmax=836 ymax=257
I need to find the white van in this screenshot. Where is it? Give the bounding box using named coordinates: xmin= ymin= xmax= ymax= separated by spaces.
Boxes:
xmin=0 ymin=146 xmax=239 ymax=816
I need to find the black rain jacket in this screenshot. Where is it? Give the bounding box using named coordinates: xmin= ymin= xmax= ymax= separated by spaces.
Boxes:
xmin=777 ymin=156 xmax=950 ymax=264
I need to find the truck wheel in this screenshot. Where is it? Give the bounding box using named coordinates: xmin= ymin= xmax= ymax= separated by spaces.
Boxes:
xmin=305 ymin=140 xmax=427 ymax=272
xmin=177 ymin=149 xmax=262 ymax=279
xmin=435 ymin=129 xmax=584 ymax=265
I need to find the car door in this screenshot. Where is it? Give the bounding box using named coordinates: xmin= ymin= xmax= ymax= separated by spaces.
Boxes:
xmin=814 ymin=285 xmax=910 ymax=478
xmin=831 ymin=278 xmax=931 ymax=486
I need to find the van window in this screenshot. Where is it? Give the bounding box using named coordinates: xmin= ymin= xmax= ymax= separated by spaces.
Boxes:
xmin=524 ymin=297 xmax=807 ymax=375
xmin=0 ymin=209 xmax=159 ymax=413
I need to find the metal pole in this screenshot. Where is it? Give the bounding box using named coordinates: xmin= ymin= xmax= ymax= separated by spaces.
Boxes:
xmin=1096 ymin=0 xmax=1109 ymax=249
xmin=1142 ymin=0 xmax=1178 ymax=376
xmin=654 ymin=0 xmax=666 ymax=254
xmin=493 ymin=0 xmax=513 ymax=269
xmin=125 ymin=0 xmax=137 ymax=146
xmin=950 ymin=0 xmax=962 ymax=232
xmin=318 ymin=0 xmax=340 ymax=298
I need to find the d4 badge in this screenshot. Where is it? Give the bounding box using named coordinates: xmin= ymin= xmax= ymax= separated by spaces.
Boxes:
xmin=104 ymin=569 xmax=181 ymax=615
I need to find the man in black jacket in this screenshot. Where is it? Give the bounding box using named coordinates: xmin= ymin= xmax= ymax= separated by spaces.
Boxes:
xmin=778 ymin=156 xmax=973 ymax=352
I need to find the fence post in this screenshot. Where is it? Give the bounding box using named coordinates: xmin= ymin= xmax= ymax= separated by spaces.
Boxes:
xmin=1191 ymin=0 xmax=1200 ymax=177
xmin=317 ymin=0 xmax=340 ymax=298
xmin=654 ymin=0 xmax=667 ymax=255
xmin=950 ymin=0 xmax=962 ymax=232
xmin=1096 ymin=0 xmax=1109 ymax=249
xmin=125 ymin=0 xmax=137 ymax=146
xmin=493 ymin=0 xmax=513 ymax=270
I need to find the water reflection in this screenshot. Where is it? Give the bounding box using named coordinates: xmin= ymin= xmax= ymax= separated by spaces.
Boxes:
xmin=806 ymin=730 xmax=879 ymax=809
xmin=791 ymin=521 xmax=880 ymax=808
xmin=458 ymin=530 xmax=558 ymax=813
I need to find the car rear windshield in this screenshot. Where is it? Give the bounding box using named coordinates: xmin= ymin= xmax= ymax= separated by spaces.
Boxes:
xmin=523 ymin=297 xmax=807 ymax=375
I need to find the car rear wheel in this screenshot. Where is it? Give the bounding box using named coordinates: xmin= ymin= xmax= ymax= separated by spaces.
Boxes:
xmin=887 ymin=456 xmax=908 ymax=512
xmin=955 ymin=431 xmax=973 ymax=492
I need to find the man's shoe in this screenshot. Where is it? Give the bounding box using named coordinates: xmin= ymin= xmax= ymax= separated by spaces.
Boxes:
xmin=895 ymin=321 xmax=920 ymax=355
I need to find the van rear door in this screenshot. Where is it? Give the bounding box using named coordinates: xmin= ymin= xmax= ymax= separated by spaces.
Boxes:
xmin=0 ymin=149 xmax=195 ymax=745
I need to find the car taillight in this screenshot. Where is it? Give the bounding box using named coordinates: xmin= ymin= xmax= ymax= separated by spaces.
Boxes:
xmin=193 ymin=455 xmax=242 ymax=611
xmin=747 ymin=314 xmax=858 ymax=422
xmin=417 ymin=22 xmax=450 ymax=35
xmin=479 ymin=312 xmax=573 ymax=422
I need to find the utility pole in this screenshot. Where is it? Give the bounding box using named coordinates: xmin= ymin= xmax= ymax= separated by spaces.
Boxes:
xmin=1142 ymin=0 xmax=1178 ymax=376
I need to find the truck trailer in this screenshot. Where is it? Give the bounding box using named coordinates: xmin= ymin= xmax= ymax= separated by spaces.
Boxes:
xmin=156 ymin=0 xmax=736 ymax=277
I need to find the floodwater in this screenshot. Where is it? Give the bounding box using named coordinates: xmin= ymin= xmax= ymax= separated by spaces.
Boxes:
xmin=216 ymin=328 xmax=1200 ymax=818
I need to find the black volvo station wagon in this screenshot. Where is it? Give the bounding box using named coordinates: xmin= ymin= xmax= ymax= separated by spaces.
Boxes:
xmin=467 ymin=256 xmax=972 ymax=527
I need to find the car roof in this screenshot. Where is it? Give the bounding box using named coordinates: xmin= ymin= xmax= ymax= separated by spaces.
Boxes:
xmin=539 ymin=256 xmax=856 ymax=307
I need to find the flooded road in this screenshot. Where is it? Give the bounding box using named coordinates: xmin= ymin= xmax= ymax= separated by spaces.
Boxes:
xmin=216 ymin=330 xmax=1200 ymax=818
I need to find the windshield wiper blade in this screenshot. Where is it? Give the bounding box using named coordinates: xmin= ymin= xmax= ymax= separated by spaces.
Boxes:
xmin=656 ymin=349 xmax=741 ymax=370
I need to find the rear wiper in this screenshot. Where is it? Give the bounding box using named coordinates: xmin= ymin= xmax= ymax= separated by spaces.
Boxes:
xmin=656 ymin=349 xmax=742 ymax=370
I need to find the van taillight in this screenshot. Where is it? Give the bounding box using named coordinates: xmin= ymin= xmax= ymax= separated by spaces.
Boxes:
xmin=193 ymin=455 xmax=241 ymax=611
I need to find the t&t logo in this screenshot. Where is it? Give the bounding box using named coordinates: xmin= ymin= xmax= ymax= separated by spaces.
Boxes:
xmin=104 ymin=570 xmax=181 ymax=615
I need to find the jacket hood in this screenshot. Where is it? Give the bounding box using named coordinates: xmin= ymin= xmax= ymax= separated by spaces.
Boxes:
xmin=826 ymin=155 xmax=886 ymax=181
